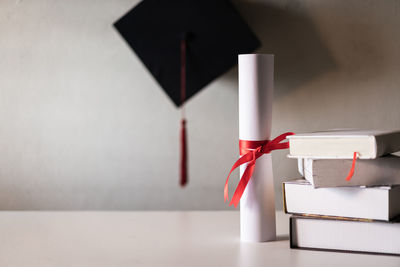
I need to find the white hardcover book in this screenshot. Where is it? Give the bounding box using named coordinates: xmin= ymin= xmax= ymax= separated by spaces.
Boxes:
xmin=297 ymin=155 xmax=400 ymax=188
xmin=290 ymin=216 xmax=400 ymax=255
xmin=283 ymin=179 xmax=400 ymax=221
xmin=288 ymin=129 xmax=400 ymax=159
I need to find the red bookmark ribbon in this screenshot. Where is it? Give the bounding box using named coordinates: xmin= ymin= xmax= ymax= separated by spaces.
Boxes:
xmin=224 ymin=132 xmax=295 ymax=208
xmin=346 ymin=152 xmax=358 ymax=181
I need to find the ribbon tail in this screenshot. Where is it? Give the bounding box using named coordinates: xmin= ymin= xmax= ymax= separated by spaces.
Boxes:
xmin=268 ymin=142 xmax=290 ymax=150
xmin=263 ymin=132 xmax=294 ymax=153
xmin=229 ymin=162 xmax=256 ymax=208
xmin=224 ymin=153 xmax=255 ymax=202
xmin=271 ymin=132 xmax=295 ymax=144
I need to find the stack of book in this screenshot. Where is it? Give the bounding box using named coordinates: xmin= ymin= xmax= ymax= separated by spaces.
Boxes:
xmin=284 ymin=130 xmax=400 ymax=255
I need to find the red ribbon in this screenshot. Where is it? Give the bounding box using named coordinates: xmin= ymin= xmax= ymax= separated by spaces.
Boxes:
xmin=345 ymin=152 xmax=358 ymax=181
xmin=224 ymin=132 xmax=295 ymax=208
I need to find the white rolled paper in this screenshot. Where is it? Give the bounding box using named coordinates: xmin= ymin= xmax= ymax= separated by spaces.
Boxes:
xmin=238 ymin=54 xmax=276 ymax=242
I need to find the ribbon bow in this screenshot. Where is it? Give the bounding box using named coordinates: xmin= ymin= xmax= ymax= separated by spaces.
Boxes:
xmin=224 ymin=132 xmax=294 ymax=208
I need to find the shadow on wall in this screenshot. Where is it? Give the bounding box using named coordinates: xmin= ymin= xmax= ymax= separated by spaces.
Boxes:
xmin=228 ymin=1 xmax=337 ymax=99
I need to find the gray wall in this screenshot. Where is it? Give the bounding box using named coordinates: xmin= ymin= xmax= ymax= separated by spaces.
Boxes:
xmin=0 ymin=0 xmax=399 ymax=210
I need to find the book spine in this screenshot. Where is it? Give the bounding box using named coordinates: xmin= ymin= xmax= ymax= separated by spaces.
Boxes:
xmin=289 ymin=216 xmax=400 ymax=256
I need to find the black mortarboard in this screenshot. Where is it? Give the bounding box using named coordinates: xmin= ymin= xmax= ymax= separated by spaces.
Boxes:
xmin=113 ymin=0 xmax=260 ymax=107
xmin=114 ymin=0 xmax=260 ymax=187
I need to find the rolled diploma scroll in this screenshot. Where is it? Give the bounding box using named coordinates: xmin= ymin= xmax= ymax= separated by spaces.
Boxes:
xmin=239 ymin=54 xmax=275 ymax=242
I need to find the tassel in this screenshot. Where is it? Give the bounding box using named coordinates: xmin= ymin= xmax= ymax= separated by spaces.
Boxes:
xmin=180 ymin=118 xmax=187 ymax=186
xmin=179 ymin=34 xmax=188 ymax=187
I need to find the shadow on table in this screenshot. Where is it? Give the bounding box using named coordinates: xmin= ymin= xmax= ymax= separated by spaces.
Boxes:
xmin=276 ymin=234 xmax=289 ymax=241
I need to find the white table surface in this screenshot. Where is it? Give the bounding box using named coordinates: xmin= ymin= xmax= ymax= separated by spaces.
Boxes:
xmin=0 ymin=211 xmax=398 ymax=267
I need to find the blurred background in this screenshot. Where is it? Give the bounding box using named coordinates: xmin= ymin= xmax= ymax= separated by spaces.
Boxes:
xmin=0 ymin=0 xmax=399 ymax=210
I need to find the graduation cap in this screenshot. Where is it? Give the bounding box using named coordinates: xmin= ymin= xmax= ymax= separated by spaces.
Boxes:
xmin=114 ymin=0 xmax=261 ymax=186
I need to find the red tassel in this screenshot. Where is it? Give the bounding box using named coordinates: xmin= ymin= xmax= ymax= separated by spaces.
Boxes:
xmin=180 ymin=119 xmax=187 ymax=187
xmin=179 ymin=35 xmax=188 ymax=187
